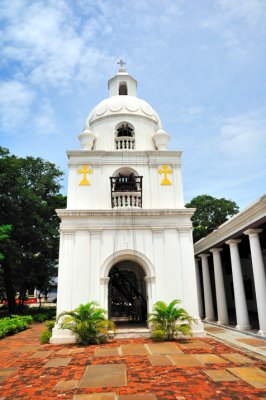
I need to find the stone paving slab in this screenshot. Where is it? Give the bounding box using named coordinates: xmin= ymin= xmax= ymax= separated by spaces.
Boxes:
xmin=221 ymin=352 xmax=256 ymax=364
xmin=57 ymin=348 xmax=85 ymax=355
xmin=204 ymin=369 xmax=240 ymax=382
xmin=179 ymin=340 xmax=213 ymax=349
xmin=43 ymin=357 xmax=72 ymax=367
xmin=10 ymin=345 xmax=40 ymax=352
xmin=193 ymin=354 xmax=229 ymax=364
xmin=237 ymin=338 xmax=266 ymax=348
xmin=73 ymin=394 xmax=116 ymax=400
xmin=78 ymin=364 xmax=127 ymax=388
xmin=228 ymin=367 xmax=266 ymax=389
xmin=0 ymin=367 xmax=17 ymax=376
xmin=147 ymin=343 xmax=183 ymax=354
xmin=168 ymin=354 xmax=204 ymax=367
xmin=53 ymin=379 xmax=78 ymax=390
xmin=95 ymin=346 xmax=120 ymax=357
xmin=148 ymin=354 xmax=175 ymax=366
xmin=204 ymin=327 xmax=225 ymax=333
xmin=118 ymin=395 xmax=157 ymax=399
xmin=121 ymin=344 xmax=149 ymax=356
xmin=29 ymin=350 xmax=53 ymax=358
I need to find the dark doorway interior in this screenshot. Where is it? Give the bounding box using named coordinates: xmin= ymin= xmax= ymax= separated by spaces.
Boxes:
xmin=108 ymin=260 xmax=147 ymax=324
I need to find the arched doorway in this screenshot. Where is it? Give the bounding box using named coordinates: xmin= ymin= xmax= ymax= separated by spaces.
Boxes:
xmin=108 ymin=260 xmax=147 ymax=324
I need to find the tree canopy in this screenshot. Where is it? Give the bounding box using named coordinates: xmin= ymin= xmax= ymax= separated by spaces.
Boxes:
xmin=185 ymin=194 xmax=239 ymax=242
xmin=0 ymin=147 xmax=66 ymax=314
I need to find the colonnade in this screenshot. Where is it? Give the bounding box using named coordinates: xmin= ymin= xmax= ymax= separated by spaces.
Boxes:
xmin=195 ymin=229 xmax=266 ymax=336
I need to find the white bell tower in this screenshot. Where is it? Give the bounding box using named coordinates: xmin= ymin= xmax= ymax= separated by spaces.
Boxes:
xmin=51 ymin=63 xmax=205 ymax=343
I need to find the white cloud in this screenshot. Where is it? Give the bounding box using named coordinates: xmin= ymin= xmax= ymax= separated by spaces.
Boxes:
xmin=0 ymin=1 xmax=113 ymax=89
xmin=0 ymin=80 xmax=35 ymax=130
xmin=217 ymin=0 xmax=263 ymax=26
xmin=34 ymin=99 xmax=57 ymax=135
xmin=219 ymin=112 xmax=266 ymax=157
xmin=175 ymin=106 xmax=204 ymax=123
xmin=201 ymin=0 xmax=266 ymax=58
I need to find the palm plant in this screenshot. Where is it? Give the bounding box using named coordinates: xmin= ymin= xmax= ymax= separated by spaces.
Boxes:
xmin=57 ymin=301 xmax=116 ymax=345
xmin=148 ymin=299 xmax=196 ymax=341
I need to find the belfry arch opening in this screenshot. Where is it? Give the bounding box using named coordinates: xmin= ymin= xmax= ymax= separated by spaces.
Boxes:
xmin=115 ymin=122 xmax=135 ymax=150
xmin=110 ymin=167 xmax=143 ymax=208
xmin=108 ymin=260 xmax=147 ymax=325
xmin=119 ymin=82 xmax=128 ymax=95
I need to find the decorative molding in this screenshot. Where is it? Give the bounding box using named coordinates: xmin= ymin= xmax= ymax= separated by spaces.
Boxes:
xmin=244 ymin=228 xmax=263 ymax=237
xmin=198 ymin=253 xmax=210 ymax=259
xmin=67 ymin=150 xmax=182 ymax=167
xmin=100 ymin=277 xmax=110 ymax=285
xmin=225 ymin=239 xmax=241 ymax=246
xmin=57 ymin=208 xmax=196 ymax=218
xmin=144 ymin=275 xmax=155 ymax=283
xmin=210 ymin=248 xmax=223 ymax=254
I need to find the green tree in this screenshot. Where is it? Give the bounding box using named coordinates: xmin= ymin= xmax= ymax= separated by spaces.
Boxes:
xmin=148 ymin=299 xmax=195 ymax=341
xmin=0 ymin=225 xmax=12 ymax=262
xmin=0 ymin=225 xmax=12 ymax=301
xmin=58 ymin=302 xmax=116 ymax=345
xmin=0 ymin=147 xmax=66 ymax=314
xmin=185 ymin=194 xmax=239 ymax=242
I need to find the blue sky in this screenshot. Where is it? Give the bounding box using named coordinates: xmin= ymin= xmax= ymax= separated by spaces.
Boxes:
xmin=0 ymin=0 xmax=265 ymax=209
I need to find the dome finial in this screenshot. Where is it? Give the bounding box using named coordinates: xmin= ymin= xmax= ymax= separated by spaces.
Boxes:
xmin=117 ymin=59 xmax=126 ymax=72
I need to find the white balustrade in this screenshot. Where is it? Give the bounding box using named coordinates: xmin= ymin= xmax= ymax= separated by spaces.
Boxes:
xmin=115 ymin=136 xmax=135 ymax=150
xmin=112 ymin=192 xmax=141 ymax=208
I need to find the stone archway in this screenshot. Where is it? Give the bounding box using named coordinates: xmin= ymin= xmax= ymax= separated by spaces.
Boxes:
xmin=108 ymin=260 xmax=147 ymax=324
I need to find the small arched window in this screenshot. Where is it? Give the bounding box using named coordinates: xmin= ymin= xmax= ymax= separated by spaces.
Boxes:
xmin=117 ymin=123 xmax=134 ymax=137
xmin=119 ymin=82 xmax=128 ymax=95
xmin=115 ymin=123 xmax=135 ymax=150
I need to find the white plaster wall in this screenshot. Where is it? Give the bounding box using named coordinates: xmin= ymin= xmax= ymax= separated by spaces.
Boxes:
xmin=66 ymin=152 xmax=184 ymax=210
xmin=56 ymin=223 xmax=196 ymax=317
xmin=91 ymin=114 xmax=157 ymax=151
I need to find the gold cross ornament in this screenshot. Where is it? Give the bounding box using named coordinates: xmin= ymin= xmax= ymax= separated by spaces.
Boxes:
xmin=78 ymin=165 xmax=93 ymax=186
xmin=159 ymin=165 xmax=173 ymax=185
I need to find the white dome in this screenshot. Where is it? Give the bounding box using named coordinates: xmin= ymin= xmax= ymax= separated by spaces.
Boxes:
xmin=86 ymin=95 xmax=162 ymax=128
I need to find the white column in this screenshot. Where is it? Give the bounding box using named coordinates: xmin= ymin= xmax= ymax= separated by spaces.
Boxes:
xmin=199 ymin=254 xmax=215 ymax=321
xmin=226 ymin=239 xmax=250 ymax=330
xmin=244 ymin=229 xmax=266 ymax=336
xmin=195 ymin=258 xmax=204 ymax=318
xmin=210 ymin=248 xmax=229 ymax=325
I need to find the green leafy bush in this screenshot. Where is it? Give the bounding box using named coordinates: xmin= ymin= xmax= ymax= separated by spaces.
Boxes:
xmin=39 ymin=330 xmax=52 ymax=344
xmin=39 ymin=319 xmax=55 ymax=344
xmin=148 ymin=299 xmax=196 ymax=341
xmin=26 ymin=307 xmax=56 ymax=322
xmin=58 ymin=301 xmax=116 ymax=345
xmin=0 ymin=315 xmax=33 ymax=339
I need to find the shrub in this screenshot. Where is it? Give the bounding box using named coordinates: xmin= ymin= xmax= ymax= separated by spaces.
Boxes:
xmin=26 ymin=307 xmax=56 ymax=322
xmin=40 ymin=330 xmax=52 ymax=344
xmin=0 ymin=315 xmax=33 ymax=339
xmin=148 ymin=299 xmax=196 ymax=341
xmin=58 ymin=301 xmax=116 ymax=345
xmin=39 ymin=319 xmax=55 ymax=344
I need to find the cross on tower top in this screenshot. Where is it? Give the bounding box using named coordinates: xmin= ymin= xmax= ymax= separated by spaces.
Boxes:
xmin=117 ymin=59 xmax=126 ymax=71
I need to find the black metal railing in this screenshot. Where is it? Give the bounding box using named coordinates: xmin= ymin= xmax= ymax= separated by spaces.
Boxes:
xmin=110 ymin=175 xmax=143 ymax=208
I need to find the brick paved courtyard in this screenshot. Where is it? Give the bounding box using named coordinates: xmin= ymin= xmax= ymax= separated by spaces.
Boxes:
xmin=0 ymin=323 xmax=265 ymax=399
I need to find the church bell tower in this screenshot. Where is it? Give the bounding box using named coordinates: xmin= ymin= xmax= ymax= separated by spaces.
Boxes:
xmin=51 ymin=62 xmax=205 ymax=343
